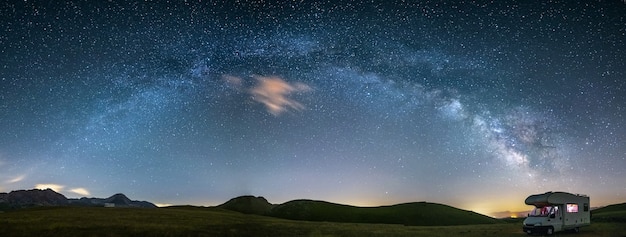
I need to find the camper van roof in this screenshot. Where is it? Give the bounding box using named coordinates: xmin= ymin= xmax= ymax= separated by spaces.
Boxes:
xmin=525 ymin=192 xmax=588 ymax=206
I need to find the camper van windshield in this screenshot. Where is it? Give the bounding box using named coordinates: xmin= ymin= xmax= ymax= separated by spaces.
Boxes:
xmin=529 ymin=206 xmax=558 ymax=217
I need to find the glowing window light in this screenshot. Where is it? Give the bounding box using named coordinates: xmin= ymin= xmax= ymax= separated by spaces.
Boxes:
xmin=566 ymin=203 xmax=579 ymax=213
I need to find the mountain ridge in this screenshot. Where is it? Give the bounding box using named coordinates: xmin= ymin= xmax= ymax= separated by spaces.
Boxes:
xmin=0 ymin=189 xmax=156 ymax=210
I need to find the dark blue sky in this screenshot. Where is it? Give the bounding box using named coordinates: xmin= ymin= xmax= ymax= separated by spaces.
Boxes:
xmin=1 ymin=0 xmax=625 ymax=217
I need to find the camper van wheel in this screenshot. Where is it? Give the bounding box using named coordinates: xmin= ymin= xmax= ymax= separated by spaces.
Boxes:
xmin=573 ymin=227 xmax=580 ymax=233
xmin=546 ymin=227 xmax=554 ymax=235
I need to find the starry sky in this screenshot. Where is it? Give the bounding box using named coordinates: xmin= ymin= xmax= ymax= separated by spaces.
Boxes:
xmin=1 ymin=1 xmax=625 ymax=217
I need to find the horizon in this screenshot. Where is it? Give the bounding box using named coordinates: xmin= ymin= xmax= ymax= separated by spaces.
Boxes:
xmin=1 ymin=1 xmax=625 ymax=221
xmin=1 ymin=187 xmax=617 ymax=218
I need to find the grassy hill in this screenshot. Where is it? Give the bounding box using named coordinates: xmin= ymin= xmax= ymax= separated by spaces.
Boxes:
xmin=217 ymin=195 xmax=275 ymax=215
xmin=592 ymin=203 xmax=626 ymax=223
xmin=267 ymin=200 xmax=500 ymax=226
xmin=1 ymin=206 xmax=624 ymax=237
xmin=215 ymin=197 xmax=500 ymax=226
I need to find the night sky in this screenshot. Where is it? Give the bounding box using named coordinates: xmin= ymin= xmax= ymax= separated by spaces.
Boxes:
xmin=1 ymin=1 xmax=625 ymax=217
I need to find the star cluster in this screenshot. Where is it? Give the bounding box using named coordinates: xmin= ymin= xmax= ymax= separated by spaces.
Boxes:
xmin=1 ymin=1 xmax=625 ymax=216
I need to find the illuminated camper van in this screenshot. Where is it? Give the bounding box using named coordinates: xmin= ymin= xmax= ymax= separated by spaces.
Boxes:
xmin=523 ymin=192 xmax=590 ymax=235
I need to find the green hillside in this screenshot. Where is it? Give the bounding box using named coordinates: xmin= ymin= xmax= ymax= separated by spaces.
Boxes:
xmin=217 ymin=195 xmax=275 ymax=215
xmin=1 ymin=206 xmax=625 ymax=236
xmin=267 ymin=200 xmax=500 ymax=226
xmin=215 ymin=197 xmax=501 ymax=226
xmin=592 ymin=203 xmax=626 ymax=223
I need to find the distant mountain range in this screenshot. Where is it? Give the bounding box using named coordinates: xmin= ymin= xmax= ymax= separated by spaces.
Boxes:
xmin=0 ymin=189 xmax=156 ymax=210
xmin=217 ymin=195 xmax=500 ymax=226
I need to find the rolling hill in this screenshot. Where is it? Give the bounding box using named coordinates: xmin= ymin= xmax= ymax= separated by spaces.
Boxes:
xmin=216 ymin=195 xmax=275 ymax=215
xmin=591 ymin=202 xmax=626 ymax=222
xmin=218 ymin=196 xmax=500 ymax=226
xmin=2 ymin=205 xmax=626 ymax=237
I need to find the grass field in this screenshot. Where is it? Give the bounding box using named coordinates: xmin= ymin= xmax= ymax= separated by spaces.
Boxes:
xmin=592 ymin=203 xmax=626 ymax=223
xmin=0 ymin=206 xmax=624 ymax=237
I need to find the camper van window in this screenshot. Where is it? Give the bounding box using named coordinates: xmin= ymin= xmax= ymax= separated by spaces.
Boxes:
xmin=529 ymin=207 xmax=543 ymax=217
xmin=529 ymin=206 xmax=556 ymax=217
xmin=550 ymin=206 xmax=558 ymax=215
xmin=566 ymin=203 xmax=578 ymax=213
xmin=583 ymin=203 xmax=589 ymax=212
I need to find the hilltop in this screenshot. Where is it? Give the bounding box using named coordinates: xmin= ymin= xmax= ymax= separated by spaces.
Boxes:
xmin=217 ymin=196 xmax=500 ymax=226
xmin=0 ymin=189 xmax=156 ymax=210
xmin=216 ymin=195 xmax=275 ymax=215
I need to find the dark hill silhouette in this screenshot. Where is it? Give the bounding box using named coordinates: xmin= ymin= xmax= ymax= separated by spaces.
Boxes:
xmin=69 ymin=193 xmax=156 ymax=208
xmin=218 ymin=196 xmax=500 ymax=226
xmin=269 ymin=200 xmax=500 ymax=226
xmin=0 ymin=189 xmax=156 ymax=209
xmin=217 ymin=195 xmax=274 ymax=215
xmin=591 ymin=202 xmax=626 ymax=222
xmin=0 ymin=189 xmax=68 ymax=208
xmin=592 ymin=203 xmax=626 ymax=214
xmin=105 ymin=193 xmax=133 ymax=206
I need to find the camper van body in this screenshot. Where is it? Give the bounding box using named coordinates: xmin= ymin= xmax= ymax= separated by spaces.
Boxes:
xmin=522 ymin=192 xmax=590 ymax=235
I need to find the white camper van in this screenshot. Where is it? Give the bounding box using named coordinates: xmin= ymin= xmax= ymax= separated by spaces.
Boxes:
xmin=523 ymin=192 xmax=590 ymax=235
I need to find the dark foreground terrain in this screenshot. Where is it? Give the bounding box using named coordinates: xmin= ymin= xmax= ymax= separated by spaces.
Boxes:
xmin=1 ymin=206 xmax=625 ymax=237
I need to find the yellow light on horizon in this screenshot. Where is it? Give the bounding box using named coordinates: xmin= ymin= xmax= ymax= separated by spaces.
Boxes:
xmin=34 ymin=183 xmax=64 ymax=193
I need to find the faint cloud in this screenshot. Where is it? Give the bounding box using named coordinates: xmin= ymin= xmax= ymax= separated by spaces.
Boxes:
xmin=34 ymin=184 xmax=91 ymax=197
xmin=222 ymin=75 xmax=243 ymax=89
xmin=35 ymin=183 xmax=65 ymax=193
xmin=69 ymin=188 xmax=91 ymax=196
xmin=250 ymin=76 xmax=312 ymax=116
xmin=7 ymin=175 xmax=25 ymax=183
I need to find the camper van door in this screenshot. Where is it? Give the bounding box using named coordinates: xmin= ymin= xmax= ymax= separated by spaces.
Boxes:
xmin=551 ymin=205 xmax=563 ymax=232
xmin=564 ymin=202 xmax=583 ymax=227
